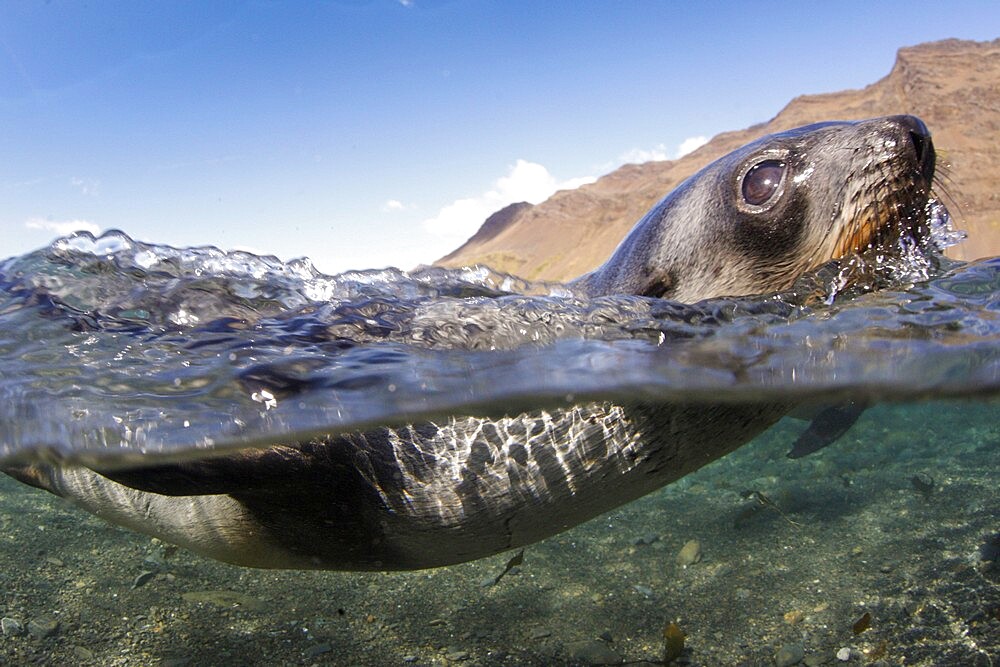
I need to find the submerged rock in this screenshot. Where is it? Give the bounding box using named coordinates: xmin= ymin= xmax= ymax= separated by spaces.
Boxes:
xmin=1 ymin=617 xmax=24 ymax=636
xmin=26 ymin=617 xmax=59 ymax=640
xmin=131 ymin=570 xmax=157 ymax=589
xmin=564 ymin=639 xmax=622 ymax=665
xmin=676 ymin=539 xmax=703 ymax=567
xmin=72 ymin=646 xmax=95 ymax=660
xmin=304 ymin=643 xmax=333 ymax=657
xmin=633 ymin=584 xmax=655 ymax=597
xmin=632 ymin=533 xmax=660 ymax=546
xmin=774 ymin=642 xmax=805 ymax=667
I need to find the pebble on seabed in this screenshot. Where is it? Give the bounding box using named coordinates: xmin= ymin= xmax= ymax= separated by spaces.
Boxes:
xmin=1 ymin=617 xmax=24 ymax=636
xmin=564 ymin=639 xmax=622 ymax=665
xmin=774 ymin=642 xmax=805 ymax=667
xmin=131 ymin=570 xmax=157 ymax=589
xmin=26 ymin=617 xmax=60 ymax=640
xmin=304 ymin=643 xmax=332 ymax=658
xmin=676 ymin=539 xmax=703 ymax=567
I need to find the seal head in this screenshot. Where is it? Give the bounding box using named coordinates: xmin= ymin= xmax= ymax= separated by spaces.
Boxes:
xmin=575 ymin=115 xmax=936 ymax=301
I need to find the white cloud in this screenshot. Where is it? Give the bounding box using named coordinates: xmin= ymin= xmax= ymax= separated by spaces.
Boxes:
xmin=559 ymin=175 xmax=600 ymax=191
xmin=422 ymin=159 xmax=594 ymax=242
xmin=619 ymin=144 xmax=671 ymax=164
xmin=398 ymin=0 xmax=413 ymax=6
xmin=25 ymin=217 xmax=101 ymax=236
xmin=70 ymin=176 xmax=100 ymax=197
xmin=617 ymin=135 xmax=710 ymax=166
xmin=381 ymin=199 xmax=416 ymax=213
xmin=675 ymin=135 xmax=709 ymax=158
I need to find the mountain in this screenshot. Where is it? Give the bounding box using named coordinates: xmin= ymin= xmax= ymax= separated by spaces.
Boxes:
xmin=436 ymin=38 xmax=1000 ymax=281
xmin=436 ymin=201 xmax=533 ymax=265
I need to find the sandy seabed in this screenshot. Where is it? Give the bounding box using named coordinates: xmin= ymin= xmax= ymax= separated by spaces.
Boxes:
xmin=0 ymin=401 xmax=997 ymax=666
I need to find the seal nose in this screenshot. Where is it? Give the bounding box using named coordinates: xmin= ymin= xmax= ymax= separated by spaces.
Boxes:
xmin=889 ymin=114 xmax=935 ymax=185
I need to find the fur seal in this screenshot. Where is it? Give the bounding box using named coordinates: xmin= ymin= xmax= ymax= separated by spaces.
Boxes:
xmin=5 ymin=115 xmax=938 ymax=570
xmin=575 ymin=115 xmax=935 ymax=301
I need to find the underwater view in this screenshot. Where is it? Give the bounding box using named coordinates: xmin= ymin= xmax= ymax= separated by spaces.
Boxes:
xmin=0 ymin=222 xmax=997 ymax=665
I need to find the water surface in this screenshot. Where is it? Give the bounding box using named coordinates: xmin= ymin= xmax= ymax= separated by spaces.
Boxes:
xmin=0 ymin=228 xmax=996 ymax=467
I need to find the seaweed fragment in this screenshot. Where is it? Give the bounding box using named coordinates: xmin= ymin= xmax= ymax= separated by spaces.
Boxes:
xmin=662 ymin=621 xmax=685 ymax=663
xmin=868 ymin=640 xmax=889 ymax=660
xmin=910 ymin=473 xmax=935 ymax=499
xmin=737 ymin=490 xmax=801 ymax=528
xmin=852 ymin=611 xmax=872 ymax=634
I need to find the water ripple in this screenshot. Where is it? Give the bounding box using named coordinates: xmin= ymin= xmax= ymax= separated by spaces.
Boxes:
xmin=0 ymin=230 xmax=997 ymax=466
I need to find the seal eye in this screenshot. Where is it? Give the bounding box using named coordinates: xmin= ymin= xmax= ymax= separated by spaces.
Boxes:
xmin=741 ymin=160 xmax=786 ymax=207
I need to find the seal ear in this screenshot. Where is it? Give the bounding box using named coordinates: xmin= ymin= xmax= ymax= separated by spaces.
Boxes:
xmin=637 ymin=268 xmax=677 ymax=299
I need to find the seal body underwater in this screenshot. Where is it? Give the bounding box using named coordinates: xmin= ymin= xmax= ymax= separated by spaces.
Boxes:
xmin=4 ymin=115 xmax=939 ymax=570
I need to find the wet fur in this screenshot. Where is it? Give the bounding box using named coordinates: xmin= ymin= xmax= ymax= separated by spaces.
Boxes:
xmin=575 ymin=116 xmax=935 ymax=301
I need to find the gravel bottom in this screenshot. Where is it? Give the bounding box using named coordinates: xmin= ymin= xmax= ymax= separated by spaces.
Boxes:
xmin=0 ymin=401 xmax=997 ymax=666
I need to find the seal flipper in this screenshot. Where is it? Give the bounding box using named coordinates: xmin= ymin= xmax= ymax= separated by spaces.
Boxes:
xmin=786 ymin=401 xmax=867 ymax=458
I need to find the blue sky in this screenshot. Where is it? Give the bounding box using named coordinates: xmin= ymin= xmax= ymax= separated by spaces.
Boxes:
xmin=1 ymin=1 xmax=997 ymax=273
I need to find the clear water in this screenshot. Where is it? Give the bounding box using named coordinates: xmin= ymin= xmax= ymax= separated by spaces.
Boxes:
xmin=0 ymin=228 xmax=996 ymax=665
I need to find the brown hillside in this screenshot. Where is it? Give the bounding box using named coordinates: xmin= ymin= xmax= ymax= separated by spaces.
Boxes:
xmin=437 ymin=38 xmax=1000 ymax=281
xmin=437 ymin=201 xmax=533 ymax=265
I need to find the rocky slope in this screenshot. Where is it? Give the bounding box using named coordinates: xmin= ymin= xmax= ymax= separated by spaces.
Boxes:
xmin=437 ymin=38 xmax=1000 ymax=281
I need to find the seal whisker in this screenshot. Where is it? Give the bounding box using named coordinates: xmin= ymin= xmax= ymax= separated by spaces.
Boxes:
xmin=930 ymin=165 xmax=965 ymax=226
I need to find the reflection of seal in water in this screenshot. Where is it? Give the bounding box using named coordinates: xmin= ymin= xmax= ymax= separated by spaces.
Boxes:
xmin=5 ymin=116 xmax=939 ymax=570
